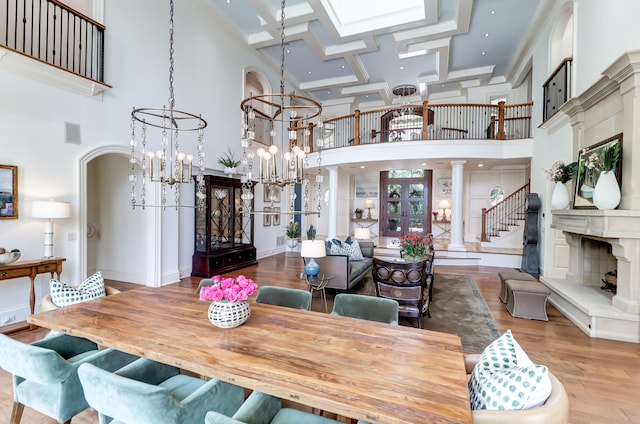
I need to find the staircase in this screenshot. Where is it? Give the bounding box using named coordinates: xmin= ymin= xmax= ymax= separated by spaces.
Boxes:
xmin=479 ymin=182 xmax=529 ymax=247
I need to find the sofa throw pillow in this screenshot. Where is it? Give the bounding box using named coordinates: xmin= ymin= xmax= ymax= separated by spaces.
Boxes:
xmin=49 ymin=271 xmax=106 ymax=307
xmin=469 ymin=329 xmax=552 ymax=411
xmin=329 ymin=239 xmax=364 ymax=261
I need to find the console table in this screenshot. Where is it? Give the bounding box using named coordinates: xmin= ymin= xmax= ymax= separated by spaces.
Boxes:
xmin=0 ymin=258 xmax=66 ymax=316
xmin=433 ymin=219 xmax=451 ymax=240
xmin=351 ymin=218 xmax=378 ymax=238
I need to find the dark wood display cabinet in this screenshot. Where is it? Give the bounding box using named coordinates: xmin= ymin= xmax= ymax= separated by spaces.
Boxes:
xmin=192 ymin=175 xmax=256 ymax=277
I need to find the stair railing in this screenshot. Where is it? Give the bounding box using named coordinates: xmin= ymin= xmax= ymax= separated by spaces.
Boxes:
xmin=480 ymin=182 xmax=530 ymax=242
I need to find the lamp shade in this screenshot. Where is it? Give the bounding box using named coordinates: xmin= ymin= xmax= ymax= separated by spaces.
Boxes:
xmin=32 ymin=201 xmax=71 ymax=219
xmin=354 ymin=228 xmax=371 ymax=240
xmin=364 ymin=199 xmax=376 ymax=209
xmin=300 ymin=240 xmax=326 ymax=258
xmin=438 ymin=199 xmax=451 ymax=210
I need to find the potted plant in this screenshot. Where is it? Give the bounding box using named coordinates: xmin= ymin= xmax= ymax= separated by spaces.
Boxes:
xmin=286 ymin=221 xmax=301 ymax=248
xmin=354 ymin=208 xmax=364 ymax=219
xmin=217 ymin=147 xmax=241 ymax=175
xmin=306 ymin=224 xmax=317 ymax=240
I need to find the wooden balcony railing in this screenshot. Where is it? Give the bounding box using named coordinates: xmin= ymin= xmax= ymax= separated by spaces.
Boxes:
xmin=543 ymin=57 xmax=572 ymax=122
xmin=317 ymin=101 xmax=533 ymax=151
xmin=480 ymin=182 xmax=530 ymax=242
xmin=0 ymin=0 xmax=105 ymax=83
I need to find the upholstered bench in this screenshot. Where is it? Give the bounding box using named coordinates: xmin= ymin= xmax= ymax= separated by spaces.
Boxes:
xmin=505 ymin=279 xmax=552 ymax=321
xmin=497 ymin=270 xmax=537 ymax=303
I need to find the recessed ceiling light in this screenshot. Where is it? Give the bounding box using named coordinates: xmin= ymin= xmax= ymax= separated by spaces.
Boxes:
xmin=360 ymin=165 xmax=365 ymax=169
xmin=481 ymin=51 xmax=486 ymax=55
xmin=485 ymin=33 xmax=489 ymax=37
xmin=341 ymin=65 xmax=345 ymax=69
xmin=478 ymin=163 xmax=484 ymax=167
xmin=421 ymin=162 xmax=426 ymax=166
xmin=286 ymin=49 xmax=290 ymax=54
xmin=399 ymin=66 xmax=404 ymax=70
xmin=308 ymin=71 xmax=312 ymax=75
xmin=491 ymin=10 xmax=495 ymax=14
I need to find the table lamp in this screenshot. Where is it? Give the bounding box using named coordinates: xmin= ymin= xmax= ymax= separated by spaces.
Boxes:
xmin=300 ymin=239 xmax=326 ymax=278
xmin=438 ymin=199 xmax=451 ymax=221
xmin=32 ymin=200 xmax=71 ymax=258
xmin=364 ymin=199 xmax=376 ymax=219
xmin=354 ymin=227 xmax=371 ymax=240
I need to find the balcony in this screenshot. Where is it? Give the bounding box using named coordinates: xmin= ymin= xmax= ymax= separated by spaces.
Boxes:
xmin=0 ymin=0 xmax=109 ymax=96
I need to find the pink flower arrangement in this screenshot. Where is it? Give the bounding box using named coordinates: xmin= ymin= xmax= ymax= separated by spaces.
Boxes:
xmin=199 ymin=275 xmax=258 ymax=303
xmin=399 ymin=232 xmax=434 ymax=258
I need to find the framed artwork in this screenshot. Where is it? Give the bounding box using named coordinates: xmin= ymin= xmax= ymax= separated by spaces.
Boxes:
xmin=573 ymin=133 xmax=623 ymax=209
xmin=273 ymin=207 xmax=281 ymax=226
xmin=438 ymin=178 xmax=452 ymax=195
xmin=355 ymin=178 xmax=378 ymax=198
xmin=0 ymin=165 xmax=18 ymax=219
xmin=263 ymin=206 xmax=272 ymax=226
xmin=264 ymin=184 xmax=281 ymax=202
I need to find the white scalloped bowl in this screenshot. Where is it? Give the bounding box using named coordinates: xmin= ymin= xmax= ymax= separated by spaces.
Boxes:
xmin=0 ymin=251 xmax=21 ymax=265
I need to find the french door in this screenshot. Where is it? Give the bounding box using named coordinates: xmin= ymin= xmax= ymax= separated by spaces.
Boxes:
xmin=380 ymin=170 xmax=432 ymax=237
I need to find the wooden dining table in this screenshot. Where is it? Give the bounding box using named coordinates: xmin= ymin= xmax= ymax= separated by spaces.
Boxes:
xmin=28 ymin=286 xmax=472 ymax=424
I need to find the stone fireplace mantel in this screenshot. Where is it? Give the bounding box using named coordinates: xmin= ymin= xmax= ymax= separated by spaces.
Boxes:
xmin=547 ymin=209 xmax=640 ymax=342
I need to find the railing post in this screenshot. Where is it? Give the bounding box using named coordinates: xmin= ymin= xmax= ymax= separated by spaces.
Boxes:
xmin=481 ymin=208 xmax=487 ymax=242
xmin=497 ymin=101 xmax=506 ymax=140
xmin=354 ymin=109 xmax=361 ymax=145
xmin=422 ymin=100 xmax=429 ymax=140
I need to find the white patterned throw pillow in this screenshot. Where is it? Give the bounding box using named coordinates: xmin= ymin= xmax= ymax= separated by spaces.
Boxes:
xmin=329 ymin=239 xmax=364 ymax=261
xmin=468 ymin=329 xmax=552 ymax=411
xmin=49 ymin=271 xmax=107 ymax=307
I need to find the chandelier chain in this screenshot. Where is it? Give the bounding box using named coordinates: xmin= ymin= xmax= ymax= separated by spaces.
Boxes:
xmin=168 ymin=0 xmax=175 ymax=110
xmin=279 ymin=0 xmax=285 ymax=96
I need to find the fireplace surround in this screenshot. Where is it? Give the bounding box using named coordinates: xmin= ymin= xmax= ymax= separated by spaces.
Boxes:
xmin=545 ymin=210 xmax=640 ymax=342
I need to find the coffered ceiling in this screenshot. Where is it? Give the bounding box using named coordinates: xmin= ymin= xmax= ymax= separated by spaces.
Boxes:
xmin=208 ymin=0 xmax=541 ymax=107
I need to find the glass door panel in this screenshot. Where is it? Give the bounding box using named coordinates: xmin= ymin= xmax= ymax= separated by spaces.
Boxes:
xmin=380 ymin=171 xmax=432 ymax=237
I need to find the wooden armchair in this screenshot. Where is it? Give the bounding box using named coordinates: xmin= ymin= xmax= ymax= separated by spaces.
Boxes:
xmin=371 ymin=257 xmax=432 ymax=328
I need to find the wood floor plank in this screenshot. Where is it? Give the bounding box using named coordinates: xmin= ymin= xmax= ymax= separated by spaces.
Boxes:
xmin=2 ymin=253 xmax=639 ymax=423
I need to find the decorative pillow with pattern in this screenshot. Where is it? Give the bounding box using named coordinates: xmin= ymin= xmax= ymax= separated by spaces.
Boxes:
xmin=329 ymin=239 xmax=364 ymax=261
xmin=49 ymin=271 xmax=106 ymax=307
xmin=468 ymin=329 xmax=552 ymax=411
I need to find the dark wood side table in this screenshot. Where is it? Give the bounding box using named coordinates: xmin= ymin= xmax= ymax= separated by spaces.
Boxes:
xmin=0 ymin=257 xmax=66 ymax=318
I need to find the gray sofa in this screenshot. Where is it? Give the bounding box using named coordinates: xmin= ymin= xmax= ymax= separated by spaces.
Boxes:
xmin=305 ymin=241 xmax=374 ymax=291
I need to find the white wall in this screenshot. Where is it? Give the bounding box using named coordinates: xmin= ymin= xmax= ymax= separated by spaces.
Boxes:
xmin=0 ymin=0 xmax=286 ymax=324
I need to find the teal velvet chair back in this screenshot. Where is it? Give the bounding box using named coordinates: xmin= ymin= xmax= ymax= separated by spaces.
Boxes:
xmin=205 ymin=391 xmax=343 ymax=424
xmin=256 ymin=286 xmax=312 ymax=310
xmin=78 ymin=358 xmax=244 ymax=424
xmin=0 ymin=333 xmax=136 ymax=424
xmin=331 ymin=293 xmax=399 ymax=325
xmin=195 ymin=278 xmax=214 ymax=294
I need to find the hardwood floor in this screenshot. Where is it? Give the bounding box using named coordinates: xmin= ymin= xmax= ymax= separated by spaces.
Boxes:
xmin=2 ymin=253 xmax=639 ymax=423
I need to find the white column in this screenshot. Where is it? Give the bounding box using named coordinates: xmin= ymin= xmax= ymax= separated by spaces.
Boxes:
xmin=448 ymin=160 xmax=467 ymax=252
xmin=327 ymin=166 xmax=338 ymax=240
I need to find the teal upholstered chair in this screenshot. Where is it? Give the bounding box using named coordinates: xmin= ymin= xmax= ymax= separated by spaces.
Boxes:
xmin=331 ymin=293 xmax=399 ymax=325
xmin=78 ymin=357 xmax=244 ymax=424
xmin=205 ymin=391 xmax=342 ymax=424
xmin=256 ymin=286 xmax=312 ymax=310
xmin=0 ymin=333 xmax=137 ymax=424
xmin=195 ymin=278 xmax=214 ymax=294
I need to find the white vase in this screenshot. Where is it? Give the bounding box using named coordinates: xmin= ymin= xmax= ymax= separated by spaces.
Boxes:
xmin=208 ymin=301 xmax=250 ymax=328
xmin=593 ymin=170 xmax=621 ymax=210
xmin=550 ymin=181 xmax=570 ymax=210
xmin=286 ymin=238 xmax=299 ymax=248
xmin=224 ymin=167 xmax=236 ymax=175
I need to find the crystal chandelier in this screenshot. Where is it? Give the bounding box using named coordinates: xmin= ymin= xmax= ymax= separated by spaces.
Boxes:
xmin=129 ymin=0 xmax=206 ymax=210
xmin=238 ymin=0 xmax=323 ymax=217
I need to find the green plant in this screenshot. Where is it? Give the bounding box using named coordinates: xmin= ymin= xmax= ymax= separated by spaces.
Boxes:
xmin=217 ymin=147 xmax=240 ymax=168
xmin=306 ymin=224 xmax=316 ymax=240
xmin=545 ymin=160 xmax=578 ymax=183
xmin=286 ymin=221 xmax=301 ymax=238
xmin=601 ymin=142 xmax=620 ymax=172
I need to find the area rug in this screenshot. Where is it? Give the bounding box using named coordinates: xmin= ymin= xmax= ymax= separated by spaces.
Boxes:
xmin=421 ymin=274 xmax=500 ymax=353
xmin=342 ymin=273 xmax=499 ymax=353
